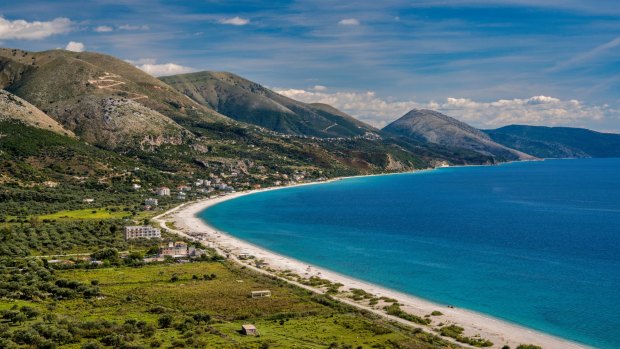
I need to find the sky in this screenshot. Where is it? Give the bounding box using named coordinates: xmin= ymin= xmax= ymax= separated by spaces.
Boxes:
xmin=1 ymin=0 xmax=619 ymax=131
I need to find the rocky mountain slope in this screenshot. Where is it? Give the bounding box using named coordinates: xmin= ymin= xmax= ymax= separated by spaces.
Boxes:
xmin=0 ymin=48 xmax=223 ymax=149
xmin=485 ymin=125 xmax=620 ymax=158
xmin=161 ymin=71 xmax=378 ymax=138
xmin=382 ymin=109 xmax=535 ymax=162
xmin=0 ymin=89 xmax=74 ymax=137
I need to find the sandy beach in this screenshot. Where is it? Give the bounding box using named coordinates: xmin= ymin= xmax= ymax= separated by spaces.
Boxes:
xmin=155 ymin=183 xmax=590 ymax=349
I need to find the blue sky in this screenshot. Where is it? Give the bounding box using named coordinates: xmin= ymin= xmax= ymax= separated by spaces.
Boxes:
xmin=1 ymin=0 xmax=619 ymax=130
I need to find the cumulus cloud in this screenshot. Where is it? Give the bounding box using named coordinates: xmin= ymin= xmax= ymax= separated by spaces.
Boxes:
xmin=129 ymin=59 xmax=196 ymax=77
xmin=438 ymin=96 xmax=607 ymax=129
xmin=275 ymin=88 xmax=616 ymax=129
xmin=118 ymin=24 xmax=150 ymax=30
xmin=338 ymin=18 xmax=360 ymax=26
xmin=0 ymin=16 xmax=72 ymax=40
xmin=65 ymin=41 xmax=85 ymax=52
xmin=219 ymin=17 xmax=250 ymax=26
xmin=312 ymin=85 xmax=327 ymax=91
xmin=94 ymin=25 xmax=113 ymax=32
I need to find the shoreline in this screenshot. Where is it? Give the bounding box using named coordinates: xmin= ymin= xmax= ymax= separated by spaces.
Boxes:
xmin=157 ymin=175 xmax=590 ymax=349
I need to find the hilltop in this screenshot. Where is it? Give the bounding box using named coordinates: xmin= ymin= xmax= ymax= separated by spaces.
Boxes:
xmin=161 ymin=71 xmax=378 ymax=138
xmin=382 ymin=109 xmax=535 ymax=162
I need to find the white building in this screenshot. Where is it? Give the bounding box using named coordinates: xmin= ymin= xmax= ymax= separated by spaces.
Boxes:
xmin=132 ymin=183 xmax=142 ymax=190
xmin=156 ymin=187 xmax=170 ymax=196
xmin=124 ymin=226 xmax=161 ymax=240
xmin=144 ymin=198 xmax=158 ymax=206
xmin=177 ymin=192 xmax=186 ymax=200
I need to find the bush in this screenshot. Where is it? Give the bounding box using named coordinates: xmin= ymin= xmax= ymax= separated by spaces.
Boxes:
xmin=158 ymin=314 xmax=173 ymax=328
xmin=440 ymin=325 xmax=493 ymax=347
xmin=384 ymin=303 xmax=431 ymax=325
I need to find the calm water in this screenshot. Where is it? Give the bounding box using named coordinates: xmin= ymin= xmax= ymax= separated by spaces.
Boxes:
xmin=200 ymin=158 xmax=620 ymax=348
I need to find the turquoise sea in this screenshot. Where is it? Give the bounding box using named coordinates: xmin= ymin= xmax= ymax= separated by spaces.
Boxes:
xmin=200 ymin=158 xmax=620 ymax=348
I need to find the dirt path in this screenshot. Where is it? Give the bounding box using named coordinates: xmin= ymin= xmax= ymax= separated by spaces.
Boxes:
xmin=88 ymin=72 xmax=149 ymax=101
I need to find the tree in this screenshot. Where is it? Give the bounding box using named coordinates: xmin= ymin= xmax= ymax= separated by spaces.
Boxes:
xmin=90 ymin=248 xmax=119 ymax=261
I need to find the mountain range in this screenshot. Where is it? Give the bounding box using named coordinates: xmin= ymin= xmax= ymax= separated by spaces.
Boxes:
xmin=1 ymin=47 xmax=618 ymax=188
xmin=484 ymin=125 xmax=620 ymax=158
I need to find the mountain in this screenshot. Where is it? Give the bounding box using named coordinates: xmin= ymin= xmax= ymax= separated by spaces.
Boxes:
xmin=0 ymin=47 xmax=514 ymax=189
xmin=0 ymin=89 xmax=74 ymax=137
xmin=160 ymin=71 xmax=378 ymax=138
xmin=0 ymin=48 xmax=225 ymax=149
xmin=485 ymin=125 xmax=620 ymax=158
xmin=382 ymin=109 xmax=534 ymax=161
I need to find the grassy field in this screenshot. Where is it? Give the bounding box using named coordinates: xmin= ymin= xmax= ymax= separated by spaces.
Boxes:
xmin=38 ymin=208 xmax=130 ymax=220
xmin=0 ymin=261 xmax=456 ymax=349
xmin=37 ymin=207 xmax=155 ymax=221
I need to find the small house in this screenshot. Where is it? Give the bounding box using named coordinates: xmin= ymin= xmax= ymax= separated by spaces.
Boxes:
xmin=145 ymin=198 xmax=158 ymax=206
xmin=156 ymin=187 xmax=170 ymax=196
xmin=241 ymin=324 xmax=258 ymax=336
xmin=250 ymin=290 xmax=271 ymax=298
xmin=177 ymin=185 xmax=191 ymax=192
xmin=238 ymin=252 xmax=252 ymax=260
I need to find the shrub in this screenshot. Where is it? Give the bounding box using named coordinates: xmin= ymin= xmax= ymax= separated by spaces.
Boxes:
xmin=158 ymin=314 xmax=173 ymax=328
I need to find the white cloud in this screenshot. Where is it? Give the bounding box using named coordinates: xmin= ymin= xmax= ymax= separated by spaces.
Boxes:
xmin=65 ymin=41 xmax=85 ymax=52
xmin=94 ymin=25 xmax=113 ymax=32
xmin=118 ymin=24 xmax=150 ymax=31
xmin=275 ymin=88 xmax=616 ymax=129
xmin=132 ymin=59 xmax=196 ymax=77
xmin=0 ymin=17 xmax=72 ymax=40
xmin=219 ymin=17 xmax=250 ymax=26
xmin=439 ymin=96 xmax=607 ymax=129
xmin=127 ymin=58 xmax=156 ymax=65
xmin=311 ymin=85 xmax=327 ymax=91
xmin=338 ymin=18 xmax=360 ymax=26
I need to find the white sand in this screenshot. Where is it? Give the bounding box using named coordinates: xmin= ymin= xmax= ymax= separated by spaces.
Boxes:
xmin=155 ymin=184 xmax=590 ymax=349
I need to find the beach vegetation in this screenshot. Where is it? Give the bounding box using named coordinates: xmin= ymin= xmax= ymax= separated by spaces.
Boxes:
xmin=349 ymin=288 xmax=375 ymax=301
xmin=380 ymin=296 xmax=398 ymax=303
xmin=516 ymin=345 xmax=542 ymax=349
xmin=439 ymin=325 xmax=493 ymax=347
xmin=384 ymin=303 xmax=432 ymax=325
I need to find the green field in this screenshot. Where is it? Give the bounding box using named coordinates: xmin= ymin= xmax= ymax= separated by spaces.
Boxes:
xmin=0 ymin=261 xmax=456 ymax=349
xmin=38 ymin=208 xmax=131 ymax=220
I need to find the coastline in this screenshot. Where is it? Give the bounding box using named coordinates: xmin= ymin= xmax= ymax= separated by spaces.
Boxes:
xmin=156 ymin=176 xmax=590 ymax=349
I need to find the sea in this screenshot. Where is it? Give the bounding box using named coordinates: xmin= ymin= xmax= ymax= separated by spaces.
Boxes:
xmin=199 ymin=158 xmax=620 ymax=348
